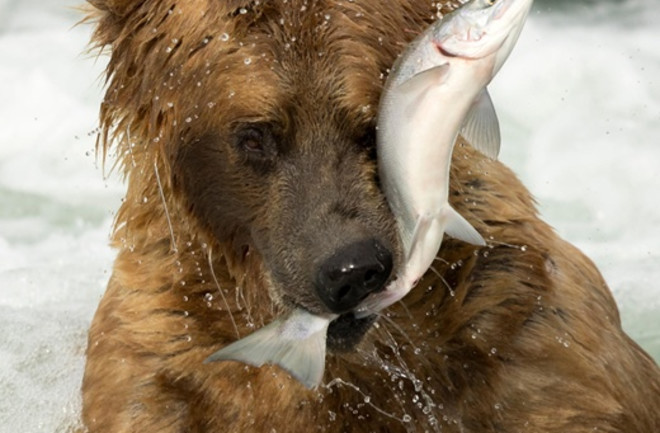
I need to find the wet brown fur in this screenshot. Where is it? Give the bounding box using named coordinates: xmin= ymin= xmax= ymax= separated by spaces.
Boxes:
xmin=81 ymin=0 xmax=660 ymax=431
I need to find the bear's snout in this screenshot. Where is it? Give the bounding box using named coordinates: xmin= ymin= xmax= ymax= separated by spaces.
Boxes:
xmin=315 ymin=238 xmax=393 ymax=313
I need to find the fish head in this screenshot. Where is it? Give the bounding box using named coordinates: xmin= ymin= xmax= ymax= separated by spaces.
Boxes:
xmin=432 ymin=0 xmax=533 ymax=73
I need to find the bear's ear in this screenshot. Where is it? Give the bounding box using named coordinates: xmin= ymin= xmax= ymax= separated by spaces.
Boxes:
xmin=88 ymin=0 xmax=143 ymax=18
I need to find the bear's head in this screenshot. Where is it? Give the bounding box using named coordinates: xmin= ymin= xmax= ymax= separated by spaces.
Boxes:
xmin=90 ymin=0 xmax=447 ymax=350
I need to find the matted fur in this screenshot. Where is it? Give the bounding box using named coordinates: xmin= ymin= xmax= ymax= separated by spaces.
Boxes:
xmin=81 ymin=1 xmax=660 ymax=432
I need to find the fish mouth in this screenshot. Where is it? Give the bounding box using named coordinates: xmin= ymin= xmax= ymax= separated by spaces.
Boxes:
xmin=327 ymin=312 xmax=377 ymax=352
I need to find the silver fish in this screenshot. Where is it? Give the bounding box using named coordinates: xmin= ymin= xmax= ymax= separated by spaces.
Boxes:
xmin=356 ymin=0 xmax=533 ymax=316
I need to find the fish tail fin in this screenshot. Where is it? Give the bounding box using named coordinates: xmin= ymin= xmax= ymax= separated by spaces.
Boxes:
xmin=205 ymin=319 xmax=327 ymax=389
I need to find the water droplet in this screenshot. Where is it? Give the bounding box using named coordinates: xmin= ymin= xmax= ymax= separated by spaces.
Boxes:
xmin=204 ymin=293 xmax=214 ymax=302
xmin=185 ymin=117 xmax=193 ymax=123
xmin=239 ymin=7 xmax=248 ymax=14
xmin=142 ymin=197 xmax=148 ymax=203
xmin=490 ymin=347 xmax=498 ymax=355
xmin=422 ymin=406 xmax=431 ymax=415
xmin=244 ymin=57 xmax=252 ymax=65
xmin=521 ymin=245 xmax=528 ymax=252
xmin=494 ymin=403 xmax=502 ymax=410
xmin=328 ymin=411 xmax=336 ymax=421
xmin=363 ymin=396 xmax=370 ymax=403
xmin=220 ymin=33 xmax=230 ymax=42
xmin=402 ymin=414 xmax=412 ymax=423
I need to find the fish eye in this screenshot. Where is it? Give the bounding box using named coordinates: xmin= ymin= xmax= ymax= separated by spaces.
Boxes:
xmin=485 ymin=0 xmax=498 ymax=5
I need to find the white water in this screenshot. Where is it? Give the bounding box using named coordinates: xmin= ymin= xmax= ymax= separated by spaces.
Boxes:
xmin=0 ymin=0 xmax=658 ymax=431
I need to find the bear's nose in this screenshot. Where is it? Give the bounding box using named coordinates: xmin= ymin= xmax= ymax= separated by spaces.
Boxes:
xmin=315 ymin=239 xmax=393 ymax=313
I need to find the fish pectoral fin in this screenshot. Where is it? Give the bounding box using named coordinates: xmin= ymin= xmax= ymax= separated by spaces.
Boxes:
xmin=460 ymin=88 xmax=501 ymax=159
xmin=397 ymin=63 xmax=451 ymax=96
xmin=396 ymin=64 xmax=451 ymax=119
xmin=443 ymin=205 xmax=486 ymax=246
xmin=205 ymin=318 xmax=329 ymax=389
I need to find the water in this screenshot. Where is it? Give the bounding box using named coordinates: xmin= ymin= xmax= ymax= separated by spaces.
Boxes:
xmin=0 ymin=0 xmax=658 ymax=431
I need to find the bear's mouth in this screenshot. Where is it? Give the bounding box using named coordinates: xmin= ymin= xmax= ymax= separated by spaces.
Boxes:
xmin=326 ymin=312 xmax=377 ymax=352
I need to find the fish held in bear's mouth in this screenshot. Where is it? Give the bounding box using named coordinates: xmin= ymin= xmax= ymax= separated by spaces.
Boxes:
xmin=356 ymin=0 xmax=533 ymax=316
xmin=205 ymin=0 xmax=532 ymax=389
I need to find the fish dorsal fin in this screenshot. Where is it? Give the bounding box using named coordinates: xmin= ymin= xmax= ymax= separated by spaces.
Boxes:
xmin=460 ymin=88 xmax=501 ymax=159
xmin=205 ymin=312 xmax=329 ymax=389
xmin=443 ymin=205 xmax=486 ymax=246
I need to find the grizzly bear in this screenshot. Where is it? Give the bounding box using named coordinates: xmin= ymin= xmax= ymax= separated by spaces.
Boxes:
xmin=82 ymin=0 xmax=660 ymax=431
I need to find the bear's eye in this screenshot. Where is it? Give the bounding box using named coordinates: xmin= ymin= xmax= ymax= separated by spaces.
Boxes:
xmin=234 ymin=123 xmax=279 ymax=168
xmin=238 ymin=127 xmax=265 ymax=153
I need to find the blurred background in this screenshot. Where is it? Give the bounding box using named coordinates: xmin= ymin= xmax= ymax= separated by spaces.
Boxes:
xmin=0 ymin=0 xmax=658 ymax=431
